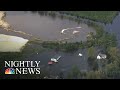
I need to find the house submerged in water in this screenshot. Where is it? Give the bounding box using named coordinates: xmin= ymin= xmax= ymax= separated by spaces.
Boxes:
xmin=97 ymin=53 xmax=107 ymax=60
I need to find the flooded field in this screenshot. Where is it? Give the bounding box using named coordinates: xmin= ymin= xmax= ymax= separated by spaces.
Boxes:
xmin=0 ymin=11 xmax=120 ymax=79
xmin=1 ymin=11 xmax=96 ymax=42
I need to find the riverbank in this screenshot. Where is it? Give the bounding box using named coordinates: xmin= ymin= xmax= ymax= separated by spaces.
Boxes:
xmin=32 ymin=11 xmax=119 ymax=24
xmin=28 ymin=22 xmax=116 ymax=53
xmin=53 ymin=11 xmax=119 ymax=24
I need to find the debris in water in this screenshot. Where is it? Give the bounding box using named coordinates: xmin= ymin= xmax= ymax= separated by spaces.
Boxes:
xmin=78 ymin=53 xmax=83 ymax=57
xmin=51 ymin=55 xmax=61 ymax=63
xmin=73 ymin=30 xmax=80 ymax=34
xmin=61 ymin=29 xmax=68 ymax=34
xmin=51 ymin=58 xmax=58 ymax=63
xmin=76 ymin=27 xmax=82 ymax=28
xmin=48 ymin=61 xmax=54 ymax=65
xmin=60 ymin=27 xmax=81 ymax=34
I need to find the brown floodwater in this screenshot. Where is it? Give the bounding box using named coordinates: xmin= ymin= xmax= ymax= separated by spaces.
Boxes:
xmin=0 ymin=11 xmax=97 ymax=78
xmin=0 ymin=11 xmax=95 ymax=42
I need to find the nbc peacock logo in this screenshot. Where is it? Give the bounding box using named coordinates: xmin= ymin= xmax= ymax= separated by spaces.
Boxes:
xmin=5 ymin=68 xmax=15 ymax=74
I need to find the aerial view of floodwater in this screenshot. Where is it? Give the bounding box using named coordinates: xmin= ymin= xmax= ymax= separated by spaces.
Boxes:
xmin=0 ymin=11 xmax=120 ymax=79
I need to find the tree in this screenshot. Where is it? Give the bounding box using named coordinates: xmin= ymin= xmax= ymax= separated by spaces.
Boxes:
xmin=67 ymin=65 xmax=81 ymax=79
xmin=87 ymin=47 xmax=96 ymax=58
xmin=58 ymin=72 xmax=64 ymax=79
xmin=86 ymin=71 xmax=102 ymax=79
xmin=107 ymin=47 xmax=120 ymax=63
xmin=103 ymin=47 xmax=120 ymax=79
xmin=63 ymin=43 xmax=79 ymax=52
xmin=103 ymin=62 xmax=120 ymax=79
xmin=87 ymin=47 xmax=98 ymax=71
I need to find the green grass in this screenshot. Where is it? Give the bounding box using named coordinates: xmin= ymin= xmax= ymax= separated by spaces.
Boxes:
xmin=58 ymin=11 xmax=119 ymax=23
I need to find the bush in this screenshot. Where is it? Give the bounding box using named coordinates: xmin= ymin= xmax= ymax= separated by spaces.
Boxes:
xmin=67 ymin=65 xmax=82 ymax=79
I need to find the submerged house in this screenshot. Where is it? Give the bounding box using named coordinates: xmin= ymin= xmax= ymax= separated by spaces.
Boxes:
xmin=97 ymin=53 xmax=108 ymax=70
xmin=97 ymin=53 xmax=107 ymax=60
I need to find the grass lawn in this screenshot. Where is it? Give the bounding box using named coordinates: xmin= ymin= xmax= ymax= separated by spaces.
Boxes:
xmin=59 ymin=11 xmax=119 ymax=23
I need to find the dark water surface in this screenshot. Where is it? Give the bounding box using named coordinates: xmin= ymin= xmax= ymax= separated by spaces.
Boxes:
xmin=104 ymin=12 xmax=120 ymax=47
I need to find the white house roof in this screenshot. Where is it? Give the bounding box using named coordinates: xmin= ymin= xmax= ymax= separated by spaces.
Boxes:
xmin=97 ymin=53 xmax=107 ymax=59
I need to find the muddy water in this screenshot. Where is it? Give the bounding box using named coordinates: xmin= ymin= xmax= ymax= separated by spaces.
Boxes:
xmin=1 ymin=11 xmax=95 ymax=42
xmin=0 ymin=11 xmax=97 ymax=78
